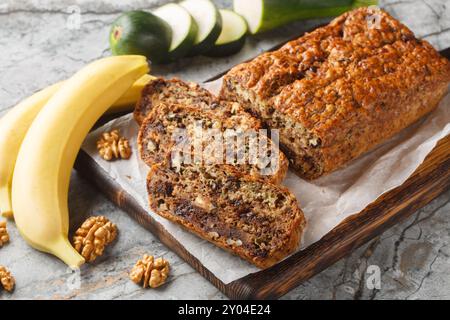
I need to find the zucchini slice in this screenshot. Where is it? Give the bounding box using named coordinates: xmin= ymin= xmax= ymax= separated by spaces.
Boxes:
xmin=154 ymin=3 xmax=198 ymax=61
xmin=180 ymin=0 xmax=223 ymax=54
xmin=206 ymin=10 xmax=247 ymax=57
xmin=234 ymin=0 xmax=378 ymax=34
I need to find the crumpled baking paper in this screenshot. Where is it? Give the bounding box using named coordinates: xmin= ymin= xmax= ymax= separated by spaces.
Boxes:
xmin=82 ymin=80 xmax=450 ymax=284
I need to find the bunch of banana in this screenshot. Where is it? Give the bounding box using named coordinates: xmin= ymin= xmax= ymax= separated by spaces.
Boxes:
xmin=0 ymin=55 xmax=149 ymax=268
xmin=0 ymin=70 xmax=154 ymax=219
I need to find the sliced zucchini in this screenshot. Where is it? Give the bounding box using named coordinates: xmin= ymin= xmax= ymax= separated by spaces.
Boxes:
xmin=110 ymin=10 xmax=172 ymax=64
xmin=180 ymin=0 xmax=223 ymax=54
xmin=233 ymin=0 xmax=378 ymax=34
xmin=154 ymin=3 xmax=198 ymax=61
xmin=206 ymin=10 xmax=247 ymax=57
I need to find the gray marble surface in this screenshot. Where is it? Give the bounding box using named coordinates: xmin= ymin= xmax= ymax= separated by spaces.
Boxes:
xmin=0 ymin=0 xmax=449 ymax=300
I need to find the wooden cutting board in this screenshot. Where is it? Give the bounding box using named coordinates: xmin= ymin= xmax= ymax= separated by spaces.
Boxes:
xmin=74 ymin=39 xmax=450 ymax=299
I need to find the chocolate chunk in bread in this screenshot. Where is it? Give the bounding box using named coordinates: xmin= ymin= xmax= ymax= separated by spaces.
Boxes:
xmin=137 ymin=102 xmax=289 ymax=184
xmin=147 ymin=162 xmax=306 ymax=268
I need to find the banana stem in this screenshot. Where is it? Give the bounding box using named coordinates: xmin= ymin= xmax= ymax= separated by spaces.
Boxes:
xmin=51 ymin=238 xmax=85 ymax=269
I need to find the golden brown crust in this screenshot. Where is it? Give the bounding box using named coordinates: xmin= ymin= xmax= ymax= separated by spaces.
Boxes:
xmin=221 ymin=8 xmax=450 ymax=179
xmin=134 ymin=77 xmax=215 ymax=125
xmin=147 ymin=163 xmax=306 ymax=268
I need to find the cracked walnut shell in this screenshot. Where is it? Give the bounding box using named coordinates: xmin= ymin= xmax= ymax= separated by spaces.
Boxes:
xmin=130 ymin=254 xmax=170 ymax=288
xmin=73 ymin=216 xmax=117 ymax=263
xmin=0 ymin=266 xmax=15 ymax=292
xmin=0 ymin=221 xmax=9 ymax=247
xmin=97 ymin=130 xmax=132 ymax=161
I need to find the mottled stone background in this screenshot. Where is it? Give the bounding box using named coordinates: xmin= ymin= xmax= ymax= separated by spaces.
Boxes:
xmin=0 ymin=0 xmax=449 ymax=300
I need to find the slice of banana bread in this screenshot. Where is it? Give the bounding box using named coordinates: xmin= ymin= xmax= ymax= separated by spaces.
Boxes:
xmin=134 ymin=77 xmax=216 ymax=125
xmin=220 ymin=8 xmax=450 ymax=179
xmin=137 ymin=102 xmax=289 ymax=184
xmin=147 ymin=162 xmax=306 ymax=268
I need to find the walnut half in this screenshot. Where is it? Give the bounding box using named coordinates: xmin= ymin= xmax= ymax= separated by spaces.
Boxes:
xmin=97 ymin=130 xmax=132 ymax=161
xmin=0 ymin=221 xmax=9 ymax=248
xmin=73 ymin=216 xmax=118 ymax=263
xmin=0 ymin=266 xmax=15 ymax=292
xmin=129 ymin=254 xmax=170 ymax=289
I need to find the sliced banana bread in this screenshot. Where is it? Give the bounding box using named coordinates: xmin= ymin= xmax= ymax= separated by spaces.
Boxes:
xmin=220 ymin=8 xmax=450 ymax=179
xmin=147 ymin=162 xmax=306 ymax=268
xmin=134 ymin=77 xmax=215 ymax=125
xmin=137 ymin=102 xmax=289 ymax=184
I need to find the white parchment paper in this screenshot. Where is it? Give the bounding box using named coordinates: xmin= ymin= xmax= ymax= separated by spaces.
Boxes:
xmin=82 ymin=81 xmax=450 ymax=284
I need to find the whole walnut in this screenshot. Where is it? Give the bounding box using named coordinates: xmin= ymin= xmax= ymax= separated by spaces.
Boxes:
xmin=130 ymin=254 xmax=170 ymax=289
xmin=97 ymin=130 xmax=132 ymax=161
xmin=73 ymin=216 xmax=117 ymax=262
xmin=0 ymin=266 xmax=15 ymax=292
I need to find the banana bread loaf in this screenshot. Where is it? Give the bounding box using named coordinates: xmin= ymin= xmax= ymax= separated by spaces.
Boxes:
xmin=134 ymin=77 xmax=215 ymax=125
xmin=138 ymin=102 xmax=289 ymax=184
xmin=220 ymin=7 xmax=450 ymax=179
xmin=147 ymin=162 xmax=306 ymax=268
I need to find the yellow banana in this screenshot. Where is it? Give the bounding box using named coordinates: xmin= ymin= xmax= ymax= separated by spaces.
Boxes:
xmin=12 ymin=55 xmax=149 ymax=268
xmin=0 ymin=83 xmax=62 ymax=218
xmin=0 ymin=73 xmax=154 ymax=218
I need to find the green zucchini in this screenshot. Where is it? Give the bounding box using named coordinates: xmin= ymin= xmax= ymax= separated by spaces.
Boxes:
xmin=154 ymin=3 xmax=198 ymax=61
xmin=233 ymin=0 xmax=378 ymax=34
xmin=207 ymin=10 xmax=248 ymax=57
xmin=180 ymin=0 xmax=223 ymax=54
xmin=110 ymin=10 xmax=172 ymax=64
